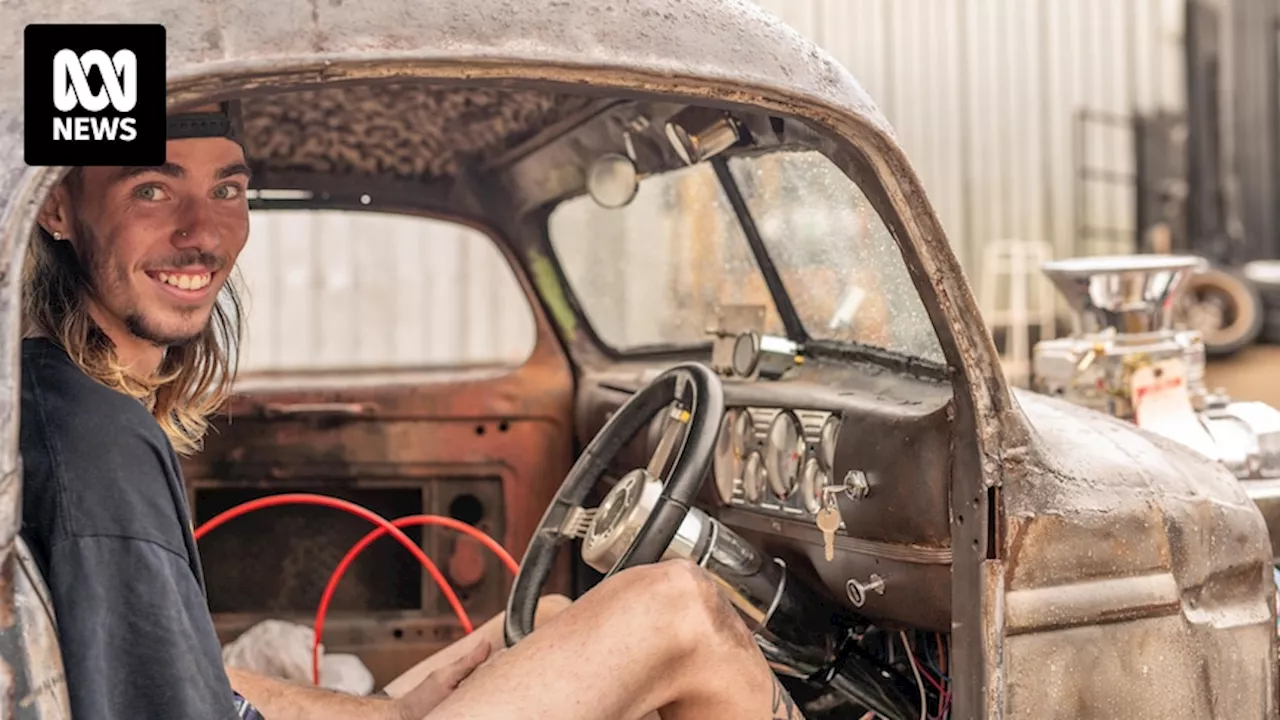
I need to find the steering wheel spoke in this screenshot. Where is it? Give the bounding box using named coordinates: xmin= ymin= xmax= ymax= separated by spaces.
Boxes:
xmin=646 ymin=403 xmax=691 ymax=478
xmin=556 ymin=505 xmax=597 ymax=540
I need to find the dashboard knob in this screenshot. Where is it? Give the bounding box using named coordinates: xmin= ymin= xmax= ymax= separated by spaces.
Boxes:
xmin=846 ymin=574 xmax=885 ymax=608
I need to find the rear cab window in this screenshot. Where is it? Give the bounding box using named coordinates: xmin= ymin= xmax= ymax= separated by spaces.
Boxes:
xmin=232 ymin=209 xmax=536 ymax=376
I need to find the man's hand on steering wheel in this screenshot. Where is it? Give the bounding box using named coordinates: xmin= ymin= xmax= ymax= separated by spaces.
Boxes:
xmin=504 ymin=362 xmax=725 ymax=646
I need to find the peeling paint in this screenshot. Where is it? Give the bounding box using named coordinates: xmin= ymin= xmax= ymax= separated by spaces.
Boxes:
xmin=527 ymin=250 xmax=578 ymax=342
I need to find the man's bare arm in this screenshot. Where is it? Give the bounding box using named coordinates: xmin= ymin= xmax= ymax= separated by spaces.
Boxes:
xmin=228 ymin=642 xmax=490 ymax=720
xmin=226 ymin=666 xmax=402 ymax=720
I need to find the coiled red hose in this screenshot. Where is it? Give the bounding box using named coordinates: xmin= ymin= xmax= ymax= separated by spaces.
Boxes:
xmin=311 ymin=514 xmax=519 ymax=685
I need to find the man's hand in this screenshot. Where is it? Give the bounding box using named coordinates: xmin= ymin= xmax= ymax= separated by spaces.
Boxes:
xmin=393 ymin=640 xmax=493 ymax=720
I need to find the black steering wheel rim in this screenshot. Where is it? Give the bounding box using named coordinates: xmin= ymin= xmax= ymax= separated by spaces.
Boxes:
xmin=503 ymin=362 xmax=724 ymax=647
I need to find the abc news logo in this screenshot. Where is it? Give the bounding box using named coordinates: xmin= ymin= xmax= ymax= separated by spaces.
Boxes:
xmin=53 ymin=49 xmax=140 ymax=142
xmin=25 ymin=24 xmax=166 ymax=166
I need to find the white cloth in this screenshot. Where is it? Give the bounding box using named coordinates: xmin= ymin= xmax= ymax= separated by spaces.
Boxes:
xmin=222 ymin=619 xmax=374 ymax=697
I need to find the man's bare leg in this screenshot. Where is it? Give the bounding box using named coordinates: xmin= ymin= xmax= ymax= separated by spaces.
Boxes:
xmin=424 ymin=559 xmax=804 ymax=720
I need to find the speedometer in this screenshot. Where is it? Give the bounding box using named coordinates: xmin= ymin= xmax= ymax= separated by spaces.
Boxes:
xmin=713 ymin=409 xmax=753 ymax=503
xmin=765 ymin=411 xmax=805 ymax=499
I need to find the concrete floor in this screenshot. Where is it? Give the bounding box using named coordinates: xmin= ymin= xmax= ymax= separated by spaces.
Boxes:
xmin=1205 ymin=344 xmax=1280 ymax=407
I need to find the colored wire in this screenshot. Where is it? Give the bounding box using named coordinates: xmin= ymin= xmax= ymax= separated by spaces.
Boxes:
xmin=312 ymin=514 xmax=519 ymax=685
xmin=935 ymin=633 xmax=950 ymax=719
xmin=192 ymin=493 xmax=475 ymax=637
xmin=899 ymin=630 xmax=927 ymax=720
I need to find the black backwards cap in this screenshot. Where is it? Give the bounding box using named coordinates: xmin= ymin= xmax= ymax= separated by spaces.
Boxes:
xmin=165 ymin=100 xmax=245 ymax=146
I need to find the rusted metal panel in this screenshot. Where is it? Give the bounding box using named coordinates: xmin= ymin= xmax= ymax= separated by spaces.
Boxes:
xmin=1003 ymin=387 xmax=1277 ymax=717
xmin=1003 ymin=616 xmax=1274 ymax=717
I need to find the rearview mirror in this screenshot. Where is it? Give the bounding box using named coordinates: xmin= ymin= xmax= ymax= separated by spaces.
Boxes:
xmin=585 ymin=153 xmax=639 ymax=208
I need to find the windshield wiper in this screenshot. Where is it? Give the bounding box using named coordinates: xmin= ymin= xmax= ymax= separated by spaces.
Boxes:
xmin=710 ymin=156 xmax=807 ymax=343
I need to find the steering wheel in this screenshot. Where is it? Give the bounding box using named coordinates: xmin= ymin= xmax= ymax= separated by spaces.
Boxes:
xmin=503 ymin=362 xmax=725 ymax=647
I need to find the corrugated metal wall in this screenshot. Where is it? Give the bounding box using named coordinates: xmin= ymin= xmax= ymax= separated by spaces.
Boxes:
xmin=234 ymin=2 xmax=1188 ymax=370
xmin=234 ymin=210 xmax=537 ymax=373
xmin=753 ymin=0 xmax=1186 ymax=272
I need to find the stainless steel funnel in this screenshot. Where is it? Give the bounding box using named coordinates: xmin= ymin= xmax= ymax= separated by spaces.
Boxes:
xmin=1041 ymin=254 xmax=1207 ymax=335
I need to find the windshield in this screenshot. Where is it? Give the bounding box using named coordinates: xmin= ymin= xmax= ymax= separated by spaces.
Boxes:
xmin=550 ymin=162 xmax=785 ymax=350
xmin=726 ymin=150 xmax=943 ymax=363
xmin=548 ymin=148 xmax=943 ymax=364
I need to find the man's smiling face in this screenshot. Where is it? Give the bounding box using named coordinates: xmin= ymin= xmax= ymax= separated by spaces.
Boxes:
xmin=55 ymin=133 xmax=251 ymax=347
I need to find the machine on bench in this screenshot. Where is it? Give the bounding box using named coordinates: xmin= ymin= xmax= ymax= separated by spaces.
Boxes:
xmin=1031 ymin=254 xmax=1280 ymax=481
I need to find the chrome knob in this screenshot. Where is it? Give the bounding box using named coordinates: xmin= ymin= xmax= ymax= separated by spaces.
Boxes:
xmin=846 ymin=574 xmax=885 ymax=608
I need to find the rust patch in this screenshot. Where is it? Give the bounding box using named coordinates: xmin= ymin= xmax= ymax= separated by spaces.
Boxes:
xmin=1003 ymin=508 xmax=1173 ymax=591
xmin=448 ymin=535 xmax=488 ymax=589
xmin=0 ymin=552 xmax=13 ymax=630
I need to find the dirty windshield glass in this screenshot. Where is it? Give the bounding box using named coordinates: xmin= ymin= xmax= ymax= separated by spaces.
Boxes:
xmin=548 ymin=150 xmax=943 ymax=364
xmin=549 ymin=162 xmax=786 ymax=350
xmin=726 ymin=150 xmax=943 ymax=364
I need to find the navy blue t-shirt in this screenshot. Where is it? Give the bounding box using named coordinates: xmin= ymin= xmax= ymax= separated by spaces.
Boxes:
xmin=18 ymin=337 xmax=241 ymax=719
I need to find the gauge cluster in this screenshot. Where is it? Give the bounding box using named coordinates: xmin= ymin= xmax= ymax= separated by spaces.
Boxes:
xmin=713 ymin=406 xmax=842 ymax=521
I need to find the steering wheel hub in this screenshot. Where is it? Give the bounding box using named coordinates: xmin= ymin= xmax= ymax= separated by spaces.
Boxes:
xmin=583 ymin=469 xmax=658 ymax=572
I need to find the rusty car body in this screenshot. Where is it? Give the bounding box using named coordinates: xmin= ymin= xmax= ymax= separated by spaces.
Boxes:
xmin=0 ymin=0 xmax=1277 ymax=718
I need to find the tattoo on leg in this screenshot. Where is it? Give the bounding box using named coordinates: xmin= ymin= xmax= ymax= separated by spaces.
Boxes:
xmin=771 ymin=675 xmax=802 ymax=720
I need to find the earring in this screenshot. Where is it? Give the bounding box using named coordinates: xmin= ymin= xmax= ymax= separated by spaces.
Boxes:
xmin=52 ymin=231 xmax=62 ymax=240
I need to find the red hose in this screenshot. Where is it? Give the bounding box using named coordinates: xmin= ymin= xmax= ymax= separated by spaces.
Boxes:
xmin=311 ymin=515 xmax=519 ymax=685
xmin=192 ymin=493 xmax=475 ymax=637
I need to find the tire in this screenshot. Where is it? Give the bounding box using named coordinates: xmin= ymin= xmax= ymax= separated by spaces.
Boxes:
xmin=1179 ymin=266 xmax=1265 ymax=357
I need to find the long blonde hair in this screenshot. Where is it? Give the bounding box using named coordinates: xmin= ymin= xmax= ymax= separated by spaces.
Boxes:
xmin=22 ymin=173 xmax=245 ymax=456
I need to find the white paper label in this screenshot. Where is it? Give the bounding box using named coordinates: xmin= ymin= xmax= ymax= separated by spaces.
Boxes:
xmin=1130 ymin=358 xmax=1219 ymax=460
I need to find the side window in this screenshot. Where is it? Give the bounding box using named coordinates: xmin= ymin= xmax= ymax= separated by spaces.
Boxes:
xmin=231 ymin=209 xmax=536 ymax=373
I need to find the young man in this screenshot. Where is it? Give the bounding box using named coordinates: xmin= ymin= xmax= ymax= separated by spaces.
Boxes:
xmin=22 ymin=102 xmax=803 ymax=719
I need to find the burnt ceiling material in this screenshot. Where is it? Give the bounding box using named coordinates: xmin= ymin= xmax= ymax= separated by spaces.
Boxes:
xmin=240 ymin=84 xmax=597 ymax=182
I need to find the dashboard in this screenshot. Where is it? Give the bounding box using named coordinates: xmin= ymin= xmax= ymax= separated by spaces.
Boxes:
xmin=575 ymin=353 xmax=958 ymax=631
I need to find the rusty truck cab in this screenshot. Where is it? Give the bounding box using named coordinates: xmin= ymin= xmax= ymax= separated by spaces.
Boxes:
xmin=1 ymin=1 xmax=1278 ymax=718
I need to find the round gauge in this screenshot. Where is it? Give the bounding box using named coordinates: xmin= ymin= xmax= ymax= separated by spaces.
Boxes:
xmin=765 ymin=412 xmax=805 ymax=499
xmin=731 ymin=332 xmax=761 ymax=377
xmin=713 ymin=409 xmax=753 ymax=503
xmin=819 ymin=415 xmax=841 ymax=470
xmin=743 ymin=451 xmax=766 ymax=503
xmin=800 ymin=457 xmax=828 ymax=513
